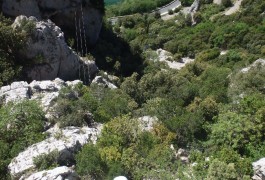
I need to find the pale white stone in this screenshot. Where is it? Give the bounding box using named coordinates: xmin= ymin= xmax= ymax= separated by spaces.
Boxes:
xmin=138 ymin=116 xmax=158 ymax=131
xmin=8 ymin=125 xmax=103 ymax=178
xmin=0 ymin=81 xmax=29 ymax=103
xmin=12 ymin=15 xmax=98 ymax=82
xmin=154 ymin=49 xmax=195 ymax=70
xmin=241 ymin=59 xmax=265 ymax=73
xmin=252 ymin=158 xmax=265 ymax=180
xmin=25 ymin=166 xmax=79 ymax=180
xmin=92 ymin=76 xmax=117 ymax=89
xmin=3 ymin=0 xmax=102 ymax=45
xmin=225 ymin=0 xmax=243 ymax=16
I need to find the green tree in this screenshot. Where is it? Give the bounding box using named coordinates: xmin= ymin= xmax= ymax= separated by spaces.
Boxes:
xmin=0 ymin=15 xmax=25 ymax=86
xmin=76 ymin=144 xmax=106 ymax=179
xmin=206 ymin=159 xmax=237 ymax=180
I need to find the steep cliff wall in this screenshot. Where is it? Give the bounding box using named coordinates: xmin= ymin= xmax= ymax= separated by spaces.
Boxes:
xmin=1 ymin=0 xmax=103 ymax=45
xmin=13 ymin=16 xmax=98 ymax=82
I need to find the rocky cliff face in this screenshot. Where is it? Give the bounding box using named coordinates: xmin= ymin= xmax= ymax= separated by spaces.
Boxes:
xmin=1 ymin=0 xmax=103 ymax=45
xmin=0 ymin=79 xmax=103 ymax=179
xmin=13 ymin=16 xmax=98 ymax=82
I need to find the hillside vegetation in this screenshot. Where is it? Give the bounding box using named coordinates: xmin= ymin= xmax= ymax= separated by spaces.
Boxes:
xmin=106 ymin=0 xmax=173 ymax=16
xmin=0 ymin=0 xmax=265 ymax=179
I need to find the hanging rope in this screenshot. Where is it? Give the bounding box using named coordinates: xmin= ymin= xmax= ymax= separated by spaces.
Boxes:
xmin=81 ymin=2 xmax=90 ymax=84
xmin=74 ymin=10 xmax=81 ymax=80
xmin=81 ymin=2 xmax=88 ymax=56
xmin=79 ymin=4 xmax=86 ymax=83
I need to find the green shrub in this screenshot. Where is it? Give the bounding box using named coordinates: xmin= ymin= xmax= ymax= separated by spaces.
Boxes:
xmin=181 ymin=0 xmax=194 ymax=6
xmin=154 ymin=11 xmax=161 ymax=19
xmin=0 ymin=14 xmax=25 ymax=86
xmin=196 ymin=48 xmax=220 ymax=62
xmin=168 ymin=9 xmax=174 ymax=15
xmin=221 ymin=0 xmax=233 ymax=8
xmin=174 ymin=6 xmax=182 ymax=13
xmin=198 ymin=67 xmax=231 ymax=102
xmin=0 ymin=100 xmax=46 ymax=178
xmin=206 ymin=159 xmax=237 ymax=180
xmin=33 ymin=150 xmax=59 ymax=171
xmin=228 ymin=64 xmax=265 ymax=100
xmin=76 ymin=144 xmax=106 ymax=179
xmin=208 ymin=110 xmax=265 ymax=153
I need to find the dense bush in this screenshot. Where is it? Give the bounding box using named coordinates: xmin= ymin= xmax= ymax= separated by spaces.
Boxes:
xmin=1 ymin=0 xmax=265 ymax=179
xmin=0 ymin=100 xmax=46 ymax=178
xmin=107 ymin=0 xmax=173 ymax=16
xmin=54 ymin=83 xmax=137 ymax=125
xmin=33 ymin=150 xmax=59 ymax=171
xmin=0 ymin=15 xmax=26 ymax=87
xmin=75 ymin=115 xmax=177 ymax=179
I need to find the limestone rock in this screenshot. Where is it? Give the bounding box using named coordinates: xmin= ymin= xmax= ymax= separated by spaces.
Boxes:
xmin=12 ymin=16 xmax=98 ymax=82
xmin=224 ymin=0 xmax=243 ymax=16
xmin=0 ymin=78 xmax=82 ymax=115
xmin=154 ymin=49 xmax=195 ymax=70
xmin=253 ymin=158 xmax=265 ymax=180
xmin=241 ymin=59 xmax=265 ymax=73
xmin=170 ymin=145 xmax=189 ymax=164
xmin=2 ymin=0 xmax=103 ymax=45
xmin=92 ymin=76 xmax=118 ymax=89
xmin=0 ymin=81 xmax=30 ymax=103
xmin=8 ymin=125 xmax=102 ymax=179
xmin=190 ymin=0 xmax=200 ymax=13
xmin=24 ymin=166 xmax=79 ymax=180
xmin=138 ymin=116 xmax=158 ymax=131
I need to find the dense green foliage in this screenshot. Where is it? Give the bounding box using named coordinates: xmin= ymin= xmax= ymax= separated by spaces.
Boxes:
xmin=1 ymin=0 xmax=265 ymax=179
xmin=0 ymin=15 xmax=26 ymax=87
xmin=33 ymin=150 xmax=59 ymax=171
xmin=92 ymin=0 xmax=265 ymax=178
xmin=0 ymin=101 xmax=46 ymax=179
xmin=106 ymin=0 xmax=173 ymax=16
xmin=54 ymin=83 xmax=137 ymax=126
xmin=76 ymin=115 xmax=177 ymax=179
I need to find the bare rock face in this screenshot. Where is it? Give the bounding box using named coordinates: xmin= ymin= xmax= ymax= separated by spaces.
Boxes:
xmin=2 ymin=0 xmax=103 ymax=45
xmin=190 ymin=0 xmax=200 ymax=13
xmin=0 ymin=81 xmax=30 ymax=103
xmin=138 ymin=116 xmax=158 ymax=131
xmin=12 ymin=16 xmax=98 ymax=82
xmin=0 ymin=78 xmax=81 ymax=117
xmin=92 ymin=76 xmax=118 ymax=89
xmin=252 ymin=158 xmax=265 ymax=180
xmin=241 ymin=58 xmax=265 ymax=73
xmin=25 ymin=166 xmax=80 ymax=180
xmin=151 ymin=49 xmax=194 ymax=70
xmin=8 ymin=125 xmax=102 ymax=179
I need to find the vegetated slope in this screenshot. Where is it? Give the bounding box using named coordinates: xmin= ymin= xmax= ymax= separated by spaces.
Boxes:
xmin=82 ymin=0 xmax=265 ymax=178
xmin=106 ymin=0 xmax=174 ymax=16
xmin=0 ymin=0 xmax=265 ymax=179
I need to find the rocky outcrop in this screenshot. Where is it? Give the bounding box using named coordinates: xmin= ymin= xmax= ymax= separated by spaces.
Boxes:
xmin=138 ymin=116 xmax=158 ymax=131
xmin=170 ymin=145 xmax=189 ymax=164
xmin=189 ymin=0 xmax=200 ymax=13
xmin=0 ymin=81 xmax=30 ymax=104
xmin=8 ymin=125 xmax=102 ymax=179
xmin=2 ymin=0 xmax=103 ymax=45
xmin=241 ymin=58 xmax=265 ymax=73
xmin=252 ymin=158 xmax=265 ymax=180
xmin=12 ymin=16 xmax=98 ymax=82
xmin=92 ymin=76 xmax=118 ymax=89
xmin=224 ymin=0 xmax=243 ymax=16
xmin=153 ymin=49 xmax=195 ymax=70
xmin=0 ymin=78 xmax=81 ymax=118
xmin=24 ymin=166 xmax=79 ymax=180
